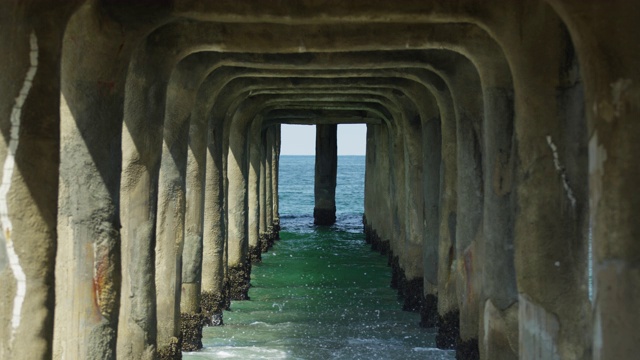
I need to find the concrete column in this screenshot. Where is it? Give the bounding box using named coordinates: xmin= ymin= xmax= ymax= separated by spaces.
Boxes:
xmin=258 ymin=130 xmax=268 ymax=250
xmin=248 ymin=122 xmax=262 ymax=263
xmin=154 ymin=96 xmax=190 ymax=359
xmin=363 ymin=124 xmax=374 ymax=225
xmin=562 ymin=5 xmax=640 ymax=359
xmin=264 ymin=128 xmax=275 ymax=250
xmin=272 ymin=125 xmax=281 ymax=224
xmin=422 ymin=116 xmax=442 ymax=323
xmin=425 ymin=54 xmax=484 ymax=355
xmin=364 ymin=123 xmax=394 ymax=255
xmin=201 ymin=120 xmax=226 ymax=319
xmin=180 ymin=89 xmax=207 ymax=350
xmin=455 ymin=106 xmax=484 ymax=357
xmin=118 ymin=41 xmax=170 ymax=360
xmin=481 ymin=85 xmax=518 ymax=360
xmin=313 ymin=124 xmax=338 ymax=225
xmin=399 ymin=99 xmax=426 ymax=314
xmin=0 ymin=3 xmax=77 ymax=359
xmin=432 ymin=77 xmax=459 ymax=348
xmin=54 ymin=4 xmax=150 ymax=359
xmin=363 ymin=125 xmax=376 ymax=227
xmin=494 ymin=7 xmax=590 ymax=359
xmin=389 ymin=126 xmax=407 ymax=291
xmin=225 ymin=111 xmax=251 ymax=301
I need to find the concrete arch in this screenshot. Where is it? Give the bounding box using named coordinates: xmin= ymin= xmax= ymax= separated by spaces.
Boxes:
xmin=172 ymin=50 xmax=482 ymax=352
xmin=155 ymin=9 xmax=592 ymax=358
xmin=539 ymin=2 xmax=640 ymax=357
xmin=2 ymin=2 xmax=622 ymax=359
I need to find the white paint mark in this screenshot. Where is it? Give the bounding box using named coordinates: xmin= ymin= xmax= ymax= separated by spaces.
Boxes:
xmin=3 ymin=31 xmax=38 ymax=344
xmin=554 ymin=261 xmax=560 ymax=267
xmin=546 ymin=136 xmax=577 ymax=207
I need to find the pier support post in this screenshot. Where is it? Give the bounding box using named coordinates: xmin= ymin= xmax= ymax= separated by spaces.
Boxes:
xmin=1 ymin=3 xmax=78 ymax=358
xmin=314 ymin=124 xmax=337 ymax=226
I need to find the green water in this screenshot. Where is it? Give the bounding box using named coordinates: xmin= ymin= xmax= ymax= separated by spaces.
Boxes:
xmin=184 ymin=156 xmax=455 ymax=359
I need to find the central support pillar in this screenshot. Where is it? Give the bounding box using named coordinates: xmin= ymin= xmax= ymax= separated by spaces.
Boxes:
xmin=314 ymin=124 xmax=337 ymax=225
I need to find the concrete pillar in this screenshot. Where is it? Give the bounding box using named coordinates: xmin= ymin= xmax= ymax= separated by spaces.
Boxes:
xmin=398 ymin=99 xmax=426 ymax=314
xmin=455 ymin=102 xmax=484 ymax=357
xmin=432 ymin=76 xmax=459 ymax=349
xmin=389 ymin=125 xmax=407 ymax=290
xmin=363 ymin=123 xmax=379 ymax=239
xmin=201 ymin=120 xmax=226 ymax=319
xmin=422 ymin=116 xmax=442 ymax=323
xmin=272 ymin=125 xmax=281 ymax=225
xmin=154 ymin=94 xmax=190 ymax=359
xmin=0 ymin=3 xmax=77 ymax=359
xmin=481 ymin=85 xmax=518 ymax=360
xmin=564 ymin=5 xmax=640 ymax=359
xmin=492 ymin=6 xmax=590 ymax=359
xmin=313 ymin=124 xmax=338 ymax=225
xmin=225 ymin=110 xmax=251 ymax=301
xmin=248 ymin=122 xmax=262 ymax=263
xmin=54 ymin=3 xmax=152 ymax=358
xmin=180 ymin=88 xmax=206 ymax=351
xmin=258 ymin=130 xmax=268 ymax=250
xmin=363 ymin=123 xmax=377 ymax=241
xmin=263 ymin=127 xmax=275 ymax=251
xmin=368 ymin=124 xmax=393 ymax=254
xmin=118 ymin=41 xmax=169 ymax=360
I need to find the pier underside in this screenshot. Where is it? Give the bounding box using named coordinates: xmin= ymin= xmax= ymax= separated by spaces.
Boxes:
xmin=1 ymin=1 xmax=639 ymax=359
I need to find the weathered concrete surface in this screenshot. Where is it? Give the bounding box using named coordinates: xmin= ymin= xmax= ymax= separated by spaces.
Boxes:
xmin=1 ymin=2 xmax=639 ymax=360
xmin=175 ymin=55 xmax=214 ymax=350
xmin=55 ymin=2 xmax=166 ymax=359
xmin=0 ymin=2 xmax=80 ymax=359
xmin=154 ymin=78 xmax=190 ymax=360
xmin=248 ymin=120 xmax=262 ymax=261
xmin=314 ymin=124 xmax=338 ymax=226
xmin=201 ymin=115 xmax=226 ymax=313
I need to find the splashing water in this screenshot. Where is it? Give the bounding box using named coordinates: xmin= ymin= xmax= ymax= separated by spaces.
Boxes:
xmin=184 ymin=156 xmax=455 ymax=359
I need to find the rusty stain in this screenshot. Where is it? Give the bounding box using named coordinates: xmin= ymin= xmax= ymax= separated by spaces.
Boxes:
xmin=92 ymin=248 xmax=114 ymax=319
xmin=97 ymin=80 xmax=116 ymax=96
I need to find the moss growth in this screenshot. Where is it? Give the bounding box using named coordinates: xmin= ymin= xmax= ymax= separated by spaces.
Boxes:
xmin=201 ymin=290 xmax=225 ymax=326
xmin=249 ymin=244 xmax=262 ymax=263
xmin=436 ymin=310 xmax=460 ymax=349
xmin=363 ymin=219 xmax=390 ymax=255
xmin=228 ymin=261 xmax=251 ymax=300
xmin=420 ymin=294 xmax=439 ymax=328
xmin=456 ymin=336 xmax=479 ymax=360
xmin=399 ymin=277 xmax=424 ymax=312
xmin=180 ymin=312 xmax=206 ymax=351
xmin=157 ymin=336 xmax=181 ymax=360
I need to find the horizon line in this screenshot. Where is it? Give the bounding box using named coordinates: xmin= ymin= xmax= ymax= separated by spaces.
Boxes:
xmin=280 ymin=153 xmax=366 ymax=156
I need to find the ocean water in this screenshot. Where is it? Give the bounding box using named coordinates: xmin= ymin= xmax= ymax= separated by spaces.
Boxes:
xmin=184 ymin=155 xmax=455 ymax=360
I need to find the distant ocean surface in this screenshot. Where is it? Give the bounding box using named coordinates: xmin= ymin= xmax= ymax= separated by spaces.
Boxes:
xmin=278 ymin=155 xmax=366 ymax=232
xmin=184 ymin=155 xmax=455 ymax=360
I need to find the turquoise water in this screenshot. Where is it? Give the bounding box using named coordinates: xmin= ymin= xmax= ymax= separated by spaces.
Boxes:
xmin=184 ymin=156 xmax=455 ymax=359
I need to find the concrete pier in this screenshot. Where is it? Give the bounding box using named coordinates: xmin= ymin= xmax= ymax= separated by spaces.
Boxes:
xmin=1 ymin=1 xmax=639 ymax=359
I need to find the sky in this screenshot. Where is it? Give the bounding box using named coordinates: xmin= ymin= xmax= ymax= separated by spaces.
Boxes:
xmin=280 ymin=124 xmax=367 ymax=155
